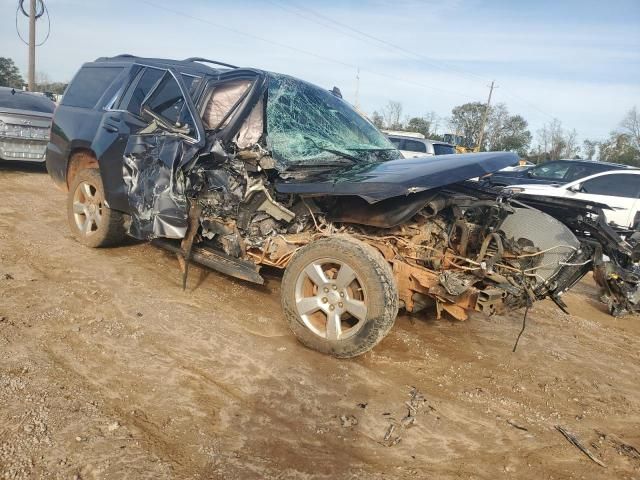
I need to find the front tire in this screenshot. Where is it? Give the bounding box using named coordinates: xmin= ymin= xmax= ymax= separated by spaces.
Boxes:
xmin=67 ymin=168 xmax=126 ymax=248
xmin=281 ymin=236 xmax=399 ymax=358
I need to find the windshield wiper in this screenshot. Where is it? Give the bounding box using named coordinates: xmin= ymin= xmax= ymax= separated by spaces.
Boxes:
xmin=345 ymin=147 xmax=396 ymax=152
xmin=304 ymin=136 xmax=360 ymax=163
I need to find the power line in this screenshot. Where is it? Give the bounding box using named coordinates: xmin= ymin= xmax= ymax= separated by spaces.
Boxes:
xmin=267 ymin=0 xmax=559 ymax=122
xmin=270 ymin=0 xmax=490 ymax=85
xmin=136 ymin=0 xmax=477 ymax=101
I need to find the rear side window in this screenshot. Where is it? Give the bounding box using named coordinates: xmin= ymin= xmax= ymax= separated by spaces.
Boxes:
xmin=434 ymin=144 xmax=455 ymax=155
xmin=403 ymin=139 xmax=427 ymax=153
xmin=62 ymin=67 xmax=123 ymax=108
xmin=118 ymin=67 xmax=164 ymax=116
xmin=581 ymin=174 xmax=640 ymax=198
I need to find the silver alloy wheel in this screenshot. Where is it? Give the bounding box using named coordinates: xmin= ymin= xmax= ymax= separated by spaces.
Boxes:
xmin=72 ymin=181 xmax=103 ymax=237
xmin=294 ymin=258 xmax=368 ymax=340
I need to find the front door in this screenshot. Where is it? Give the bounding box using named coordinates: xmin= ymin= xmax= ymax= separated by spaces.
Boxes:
xmin=570 ymin=173 xmax=640 ymax=228
xmin=122 ymin=68 xmax=205 ymax=239
xmin=93 ymin=66 xmax=166 ymax=212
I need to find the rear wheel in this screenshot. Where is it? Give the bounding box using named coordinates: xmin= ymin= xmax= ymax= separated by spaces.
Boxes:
xmin=66 ymin=168 xmax=126 ymax=247
xmin=281 ymin=236 xmax=398 ymax=358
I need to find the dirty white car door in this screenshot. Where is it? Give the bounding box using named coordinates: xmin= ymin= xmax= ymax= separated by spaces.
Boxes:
xmin=567 ymin=171 xmax=640 ymax=228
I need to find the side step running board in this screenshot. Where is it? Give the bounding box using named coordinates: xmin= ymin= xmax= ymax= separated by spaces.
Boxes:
xmin=152 ymin=239 xmax=264 ymax=285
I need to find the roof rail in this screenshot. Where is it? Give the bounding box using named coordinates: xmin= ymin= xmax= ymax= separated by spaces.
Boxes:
xmin=184 ymin=57 xmax=238 ymax=69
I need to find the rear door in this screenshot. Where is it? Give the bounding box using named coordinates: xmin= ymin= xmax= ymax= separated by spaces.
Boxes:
xmin=122 ymin=68 xmax=205 ymax=239
xmin=570 ymin=173 xmax=640 ymax=228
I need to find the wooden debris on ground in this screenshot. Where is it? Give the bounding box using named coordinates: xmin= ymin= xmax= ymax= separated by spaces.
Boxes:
xmin=556 ymin=425 xmax=606 ymax=468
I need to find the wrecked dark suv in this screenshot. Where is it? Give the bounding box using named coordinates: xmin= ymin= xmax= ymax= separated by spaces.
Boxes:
xmin=46 ymin=56 xmax=640 ymax=357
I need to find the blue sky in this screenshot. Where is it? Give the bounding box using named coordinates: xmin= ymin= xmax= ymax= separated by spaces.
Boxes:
xmin=1 ymin=0 xmax=638 ymax=145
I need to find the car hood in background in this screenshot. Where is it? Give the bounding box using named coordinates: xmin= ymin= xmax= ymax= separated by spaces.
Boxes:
xmin=276 ymin=151 xmax=519 ymax=203
xmin=508 ymin=183 xmax=565 ymax=194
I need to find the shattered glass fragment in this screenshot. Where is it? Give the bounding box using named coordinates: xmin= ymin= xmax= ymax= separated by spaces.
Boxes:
xmin=265 ymin=73 xmax=400 ymax=168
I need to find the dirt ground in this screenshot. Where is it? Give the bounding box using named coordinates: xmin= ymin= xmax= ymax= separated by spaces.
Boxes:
xmin=0 ymin=163 xmax=639 ymax=480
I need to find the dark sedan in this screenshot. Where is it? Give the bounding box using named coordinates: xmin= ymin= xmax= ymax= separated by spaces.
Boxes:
xmin=0 ymin=87 xmax=56 ymax=162
xmin=483 ymin=159 xmax=634 ymax=187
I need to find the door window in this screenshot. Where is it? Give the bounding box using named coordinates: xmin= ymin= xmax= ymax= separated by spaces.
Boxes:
xmin=565 ymin=163 xmax=597 ymax=182
xmin=403 ymin=139 xmax=427 ymax=153
xmin=433 ymin=144 xmax=455 ymax=155
xmin=144 ymin=72 xmax=196 ymax=136
xmin=580 ymin=174 xmax=640 ymax=198
xmin=529 ymin=162 xmax=570 ymax=180
xmin=388 ymin=137 xmax=402 ymax=148
xmin=118 ymin=67 xmax=164 ymax=116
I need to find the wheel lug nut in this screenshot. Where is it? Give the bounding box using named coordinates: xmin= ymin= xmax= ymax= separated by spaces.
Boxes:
xmin=338 ymin=302 xmax=343 ymax=308
xmin=329 ymin=305 xmax=335 ymax=311
xmin=323 ymin=287 xmax=329 ymax=293
xmin=340 ymin=292 xmax=345 ymax=298
xmin=332 ymin=285 xmax=337 ymax=290
xmin=322 ymin=297 xmax=328 ymax=303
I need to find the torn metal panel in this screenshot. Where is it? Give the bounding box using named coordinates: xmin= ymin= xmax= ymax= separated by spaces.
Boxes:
xmin=122 ymin=134 xmax=197 ymax=240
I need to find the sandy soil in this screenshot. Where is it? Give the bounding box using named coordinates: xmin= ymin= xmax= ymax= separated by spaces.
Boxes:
xmin=0 ymin=163 xmax=639 ymax=480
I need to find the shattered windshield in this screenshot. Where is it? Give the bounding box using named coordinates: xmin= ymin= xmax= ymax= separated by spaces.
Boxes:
xmin=266 ymin=73 xmax=400 ymax=167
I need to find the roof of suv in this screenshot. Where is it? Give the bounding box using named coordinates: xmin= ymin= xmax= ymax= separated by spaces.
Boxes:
xmin=91 ymin=54 xmax=238 ymax=77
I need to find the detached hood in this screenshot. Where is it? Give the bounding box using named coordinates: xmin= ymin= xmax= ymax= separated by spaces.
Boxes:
xmin=275 ymin=151 xmax=519 ymax=203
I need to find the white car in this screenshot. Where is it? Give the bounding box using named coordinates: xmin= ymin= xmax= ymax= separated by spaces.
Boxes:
xmin=507 ymin=169 xmax=640 ymax=229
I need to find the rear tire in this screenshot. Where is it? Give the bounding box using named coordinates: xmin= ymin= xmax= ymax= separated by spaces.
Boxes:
xmin=67 ymin=168 xmax=126 ymax=248
xmin=281 ymin=236 xmax=398 ymax=358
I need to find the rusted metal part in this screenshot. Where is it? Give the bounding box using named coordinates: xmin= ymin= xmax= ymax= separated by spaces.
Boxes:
xmin=178 ymin=202 xmax=203 ymax=290
xmin=390 ymin=259 xmax=479 ymax=319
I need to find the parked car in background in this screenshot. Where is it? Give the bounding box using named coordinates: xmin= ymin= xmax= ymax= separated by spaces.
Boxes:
xmin=0 ymin=87 xmax=55 ymax=163
xmin=484 ymin=159 xmax=633 ymax=187
xmin=506 ymin=169 xmax=640 ymax=229
xmin=383 ymin=130 xmax=456 ymax=158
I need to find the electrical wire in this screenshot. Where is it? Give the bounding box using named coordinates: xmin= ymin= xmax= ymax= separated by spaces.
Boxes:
xmin=268 ymin=0 xmax=490 ymax=85
xmin=265 ymin=0 xmax=559 ymax=121
xmin=512 ymin=305 xmax=529 ymax=352
xmin=15 ymin=0 xmax=50 ymax=47
xmin=136 ymin=0 xmax=477 ymax=101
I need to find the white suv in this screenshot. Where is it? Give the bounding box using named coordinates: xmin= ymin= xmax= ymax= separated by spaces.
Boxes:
xmin=383 ymin=130 xmax=456 ymax=158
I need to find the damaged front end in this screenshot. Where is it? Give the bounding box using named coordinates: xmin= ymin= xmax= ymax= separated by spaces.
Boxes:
xmin=116 ymin=63 xmax=635 ymax=340
xmin=506 ymin=192 xmax=640 ymax=316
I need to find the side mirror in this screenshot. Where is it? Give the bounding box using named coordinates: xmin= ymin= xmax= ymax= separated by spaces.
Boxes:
xmin=526 ymin=170 xmax=534 ymax=178
xmin=567 ymin=184 xmax=581 ymax=193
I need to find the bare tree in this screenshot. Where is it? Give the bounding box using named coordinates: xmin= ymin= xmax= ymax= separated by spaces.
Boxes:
xmin=382 ymin=101 xmax=403 ymax=130
xmin=621 ymin=106 xmax=640 ymax=150
xmin=370 ymin=111 xmax=384 ymax=129
xmin=582 ymin=139 xmax=598 ymax=160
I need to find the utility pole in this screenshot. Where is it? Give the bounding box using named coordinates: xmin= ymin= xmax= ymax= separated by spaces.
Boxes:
xmin=28 ymin=0 xmax=37 ymax=91
xmin=476 ymin=80 xmax=497 ymax=151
